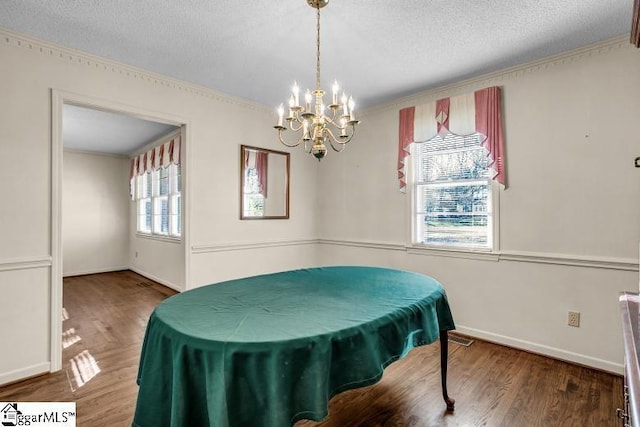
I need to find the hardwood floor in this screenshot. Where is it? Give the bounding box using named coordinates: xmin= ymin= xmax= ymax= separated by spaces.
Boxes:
xmin=0 ymin=271 xmax=176 ymax=426
xmin=0 ymin=271 xmax=623 ymax=427
xmin=296 ymin=339 xmax=623 ymax=427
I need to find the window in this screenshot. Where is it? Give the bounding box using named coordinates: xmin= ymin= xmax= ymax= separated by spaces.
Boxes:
xmin=243 ymin=166 xmax=265 ymax=217
xmin=413 ymin=132 xmax=494 ymax=250
xmin=136 ymin=163 xmax=181 ymax=238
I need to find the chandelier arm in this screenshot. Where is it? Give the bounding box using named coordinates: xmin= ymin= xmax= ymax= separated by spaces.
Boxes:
xmin=326 ymin=135 xmax=347 ymax=153
xmin=326 ymin=121 xmax=357 ymax=145
xmin=288 ymin=120 xmax=304 ymax=132
xmin=325 ymin=109 xmax=337 ymax=124
xmin=323 ymin=128 xmax=346 ymax=150
xmin=324 ymin=117 xmax=351 ymax=132
xmin=277 ymin=129 xmax=305 ymax=148
xmin=323 ymin=111 xmax=342 ymax=127
xmin=344 ymin=124 xmax=357 ymax=143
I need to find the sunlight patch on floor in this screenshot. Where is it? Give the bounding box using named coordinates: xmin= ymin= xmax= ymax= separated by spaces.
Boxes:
xmin=66 ymin=350 xmax=101 ymax=391
xmin=62 ymin=327 xmax=82 ymax=349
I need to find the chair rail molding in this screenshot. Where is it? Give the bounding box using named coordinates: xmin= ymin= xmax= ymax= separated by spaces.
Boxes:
xmin=499 ymin=250 xmax=638 ymax=271
xmin=318 ymin=239 xmax=639 ymax=271
xmin=0 ymin=256 xmax=52 ymax=272
xmin=320 ymin=238 xmax=406 ymax=252
xmin=191 ymin=239 xmax=317 ymax=254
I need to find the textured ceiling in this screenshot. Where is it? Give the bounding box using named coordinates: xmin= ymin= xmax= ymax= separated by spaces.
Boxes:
xmin=0 ymin=0 xmax=633 ymax=109
xmin=1 ymin=1 xmax=634 ymax=154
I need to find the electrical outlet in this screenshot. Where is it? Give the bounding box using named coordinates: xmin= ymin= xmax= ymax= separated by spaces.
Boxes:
xmin=568 ymin=311 xmax=580 ymax=327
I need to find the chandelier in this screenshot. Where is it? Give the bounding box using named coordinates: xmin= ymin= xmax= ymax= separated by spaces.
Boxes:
xmin=274 ymin=0 xmax=359 ymax=160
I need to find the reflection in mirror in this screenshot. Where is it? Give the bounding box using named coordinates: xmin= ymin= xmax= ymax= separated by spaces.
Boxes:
xmin=241 ymin=145 xmax=290 ymax=219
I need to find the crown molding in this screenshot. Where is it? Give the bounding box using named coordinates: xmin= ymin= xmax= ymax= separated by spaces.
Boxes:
xmin=63 ymin=147 xmax=129 ymax=159
xmin=3 ymin=27 xmax=628 ymax=118
xmin=0 ymin=27 xmax=272 ymax=113
xmin=362 ymin=35 xmax=631 ymax=117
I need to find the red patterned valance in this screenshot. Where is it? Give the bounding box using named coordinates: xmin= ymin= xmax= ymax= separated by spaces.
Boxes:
xmin=130 ymin=135 xmax=181 ymax=180
xmin=398 ymin=86 xmax=506 ymax=192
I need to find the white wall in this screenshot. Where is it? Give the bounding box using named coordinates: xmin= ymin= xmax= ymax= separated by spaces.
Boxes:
xmin=62 ymin=150 xmax=129 ymax=276
xmin=63 ymin=135 xmax=186 ymax=291
xmin=187 ymin=103 xmax=320 ymax=286
xmin=316 ymin=38 xmax=640 ymax=373
xmin=2 ymin=25 xmax=638 ymax=386
xmin=129 ymin=235 xmax=185 ymax=291
xmin=0 ymin=28 xmax=318 ymax=384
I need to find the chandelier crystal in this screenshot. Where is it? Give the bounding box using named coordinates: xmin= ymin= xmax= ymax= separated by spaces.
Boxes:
xmin=274 ymin=0 xmax=359 ymax=160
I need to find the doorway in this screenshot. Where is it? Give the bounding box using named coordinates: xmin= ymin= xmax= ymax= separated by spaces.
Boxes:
xmin=51 ymin=90 xmax=188 ymax=372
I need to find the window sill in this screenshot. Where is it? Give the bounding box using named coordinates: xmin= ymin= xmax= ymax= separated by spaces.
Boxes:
xmin=405 ymin=244 xmax=500 ymax=261
xmin=135 ymin=233 xmax=182 ymax=244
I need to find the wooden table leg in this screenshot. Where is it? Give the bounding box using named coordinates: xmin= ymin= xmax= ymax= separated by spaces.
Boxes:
xmin=440 ymin=330 xmax=455 ymax=411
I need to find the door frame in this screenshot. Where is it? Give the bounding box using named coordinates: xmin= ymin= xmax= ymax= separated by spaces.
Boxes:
xmin=50 ymin=89 xmax=190 ymax=371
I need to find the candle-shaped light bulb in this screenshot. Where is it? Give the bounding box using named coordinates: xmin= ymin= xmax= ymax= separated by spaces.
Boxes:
xmin=303 ymin=120 xmax=310 ymax=140
xmin=342 ymin=92 xmax=349 ymax=117
xmin=292 ymin=81 xmax=300 ymax=106
xmin=348 ymin=97 xmax=355 ymax=121
xmin=305 ymin=90 xmax=313 ymax=112
xmin=288 ymin=95 xmax=295 ymax=117
xmin=332 ymin=80 xmax=339 ymax=105
xmin=277 ymin=103 xmax=284 ymax=127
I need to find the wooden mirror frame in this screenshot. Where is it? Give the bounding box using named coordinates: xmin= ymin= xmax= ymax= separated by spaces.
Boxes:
xmin=240 ymin=145 xmax=290 ymax=220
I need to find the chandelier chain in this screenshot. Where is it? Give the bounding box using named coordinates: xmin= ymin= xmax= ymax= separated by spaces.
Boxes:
xmin=316 ymin=5 xmax=321 ymax=90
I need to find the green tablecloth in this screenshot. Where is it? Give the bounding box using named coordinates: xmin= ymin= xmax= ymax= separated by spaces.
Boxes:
xmin=133 ymin=266 xmax=455 ymax=427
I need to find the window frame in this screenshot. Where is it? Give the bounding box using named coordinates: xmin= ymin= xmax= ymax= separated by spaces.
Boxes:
xmin=135 ymin=163 xmax=182 ymax=240
xmin=408 ymin=135 xmax=500 ymax=254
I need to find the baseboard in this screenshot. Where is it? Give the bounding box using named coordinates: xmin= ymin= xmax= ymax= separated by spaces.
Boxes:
xmin=62 ymin=266 xmax=129 ymax=277
xmin=0 ymin=362 xmax=50 ymax=386
xmin=129 ymin=267 xmax=183 ymax=292
xmin=455 ymin=325 xmax=624 ymax=375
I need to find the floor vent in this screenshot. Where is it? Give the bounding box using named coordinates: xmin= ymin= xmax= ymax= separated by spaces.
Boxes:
xmin=448 ymin=334 xmax=474 ymax=347
xmin=136 ymin=281 xmax=153 ymax=288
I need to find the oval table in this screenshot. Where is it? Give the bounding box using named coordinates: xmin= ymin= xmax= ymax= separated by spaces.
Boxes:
xmin=133 ymin=266 xmax=455 ymax=427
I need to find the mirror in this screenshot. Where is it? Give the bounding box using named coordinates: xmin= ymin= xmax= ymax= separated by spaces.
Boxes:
xmin=240 ymin=145 xmax=290 ymax=219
